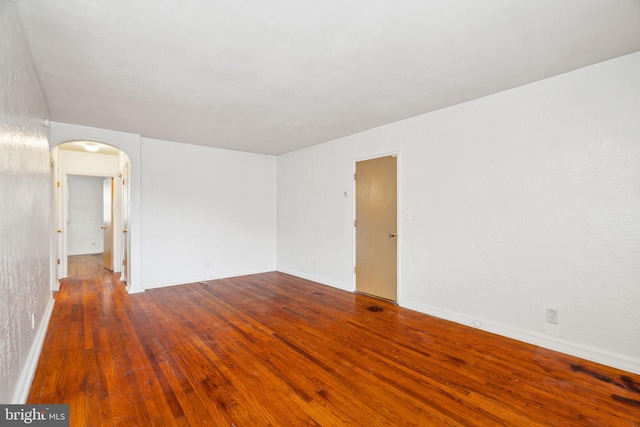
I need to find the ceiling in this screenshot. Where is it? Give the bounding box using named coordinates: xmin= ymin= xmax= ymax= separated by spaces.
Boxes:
xmin=16 ymin=0 xmax=640 ymax=156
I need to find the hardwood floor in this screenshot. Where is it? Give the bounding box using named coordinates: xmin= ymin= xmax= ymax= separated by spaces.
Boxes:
xmin=29 ymin=255 xmax=640 ymax=426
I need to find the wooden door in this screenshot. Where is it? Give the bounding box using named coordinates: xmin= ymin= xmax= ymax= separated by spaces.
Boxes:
xmin=355 ymin=155 xmax=397 ymax=301
xmin=102 ymin=177 xmax=114 ymax=270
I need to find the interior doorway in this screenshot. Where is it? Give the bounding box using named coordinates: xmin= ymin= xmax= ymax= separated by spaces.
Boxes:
xmin=52 ymin=141 xmax=131 ymax=287
xmin=354 ymin=154 xmax=398 ymax=301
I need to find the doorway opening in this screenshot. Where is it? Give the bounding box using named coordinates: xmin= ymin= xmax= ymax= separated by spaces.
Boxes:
xmin=354 ymin=154 xmax=398 ymax=302
xmin=51 ymin=141 xmax=131 ymax=289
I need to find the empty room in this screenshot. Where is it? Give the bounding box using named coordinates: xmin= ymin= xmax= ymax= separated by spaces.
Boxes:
xmin=1 ymin=0 xmax=639 ymax=425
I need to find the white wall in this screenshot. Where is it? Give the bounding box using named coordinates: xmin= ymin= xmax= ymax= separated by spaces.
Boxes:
xmin=0 ymin=1 xmax=54 ymax=403
xmin=141 ymin=138 xmax=277 ymax=288
xmin=67 ymin=175 xmax=104 ymax=255
xmin=278 ymin=52 xmax=640 ymax=374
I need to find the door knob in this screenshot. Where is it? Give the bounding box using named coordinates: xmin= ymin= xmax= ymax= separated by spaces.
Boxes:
xmin=388 ymin=232 xmax=397 ymax=237
xmin=57 ymin=229 xmax=62 ymax=233
xmin=101 ymin=225 xmax=107 ymax=229
xmin=123 ymin=229 xmax=128 ymax=233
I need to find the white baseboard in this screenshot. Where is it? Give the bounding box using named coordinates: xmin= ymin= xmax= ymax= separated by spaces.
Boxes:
xmin=141 ymin=269 xmax=277 ymax=291
xmin=126 ymin=282 xmax=145 ymax=294
xmin=400 ymin=298 xmax=640 ymax=375
xmin=11 ymin=297 xmax=56 ymax=403
xmin=277 ymin=268 xmax=354 ymax=293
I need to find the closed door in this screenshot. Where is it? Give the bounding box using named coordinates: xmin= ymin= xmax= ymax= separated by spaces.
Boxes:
xmin=355 ymin=155 xmax=397 ymax=301
xmin=103 ymin=177 xmax=114 ymax=270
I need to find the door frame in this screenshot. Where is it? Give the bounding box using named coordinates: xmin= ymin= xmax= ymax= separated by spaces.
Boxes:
xmin=119 ymin=163 xmax=131 ymax=284
xmin=58 ymin=171 xmax=120 ymax=278
xmin=50 ymin=156 xmax=60 ymax=292
xmin=102 ymin=176 xmax=115 ymax=271
xmin=49 ymin=130 xmax=139 ymax=292
xmin=352 ymin=151 xmax=401 ymax=301
xmin=52 ymin=142 xmax=131 ymax=285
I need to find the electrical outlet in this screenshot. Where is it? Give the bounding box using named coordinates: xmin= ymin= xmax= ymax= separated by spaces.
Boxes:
xmin=546 ymin=308 xmax=559 ymax=324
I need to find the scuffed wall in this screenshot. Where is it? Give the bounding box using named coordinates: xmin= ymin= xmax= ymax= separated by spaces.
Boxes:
xmin=0 ymin=1 xmax=52 ymax=403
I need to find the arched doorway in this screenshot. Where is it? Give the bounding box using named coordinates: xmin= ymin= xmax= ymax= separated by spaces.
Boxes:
xmin=51 ymin=140 xmax=131 ymax=289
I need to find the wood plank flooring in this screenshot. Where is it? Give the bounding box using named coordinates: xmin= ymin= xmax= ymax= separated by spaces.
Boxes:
xmin=28 ymin=254 xmax=640 ymax=426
